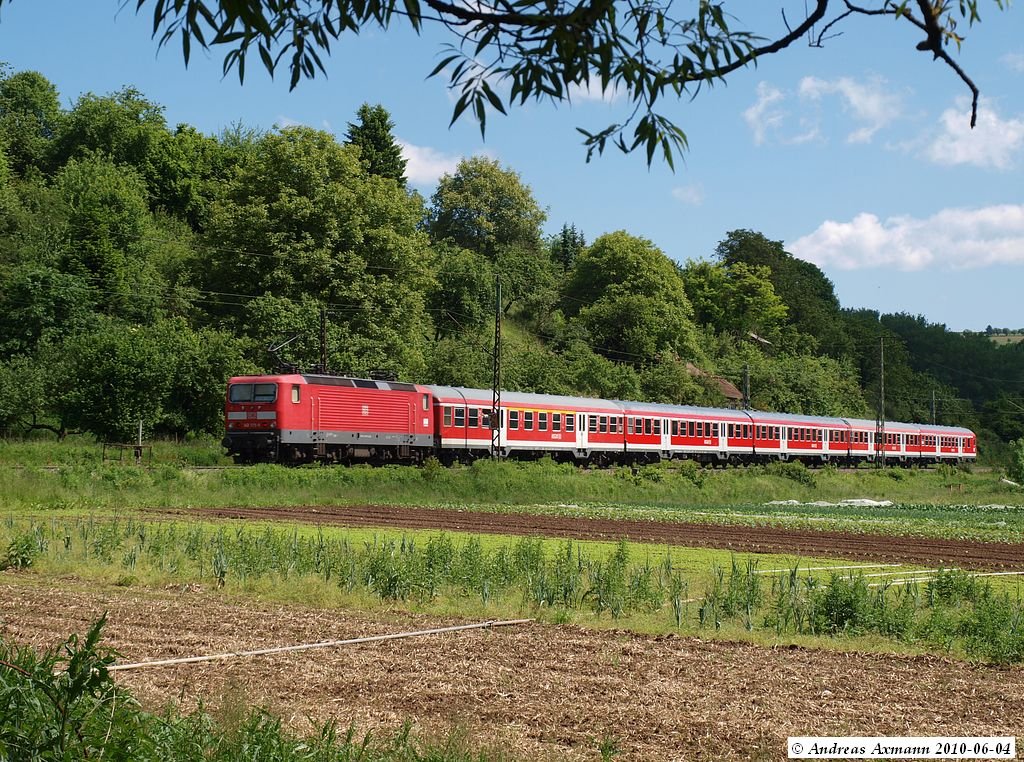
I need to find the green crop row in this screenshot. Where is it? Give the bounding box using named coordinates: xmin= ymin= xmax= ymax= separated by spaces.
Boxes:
xmin=4 ymin=516 xmax=1023 ymax=663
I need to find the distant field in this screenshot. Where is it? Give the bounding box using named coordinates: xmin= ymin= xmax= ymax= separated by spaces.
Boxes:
xmin=989 ymin=333 xmax=1024 ymax=345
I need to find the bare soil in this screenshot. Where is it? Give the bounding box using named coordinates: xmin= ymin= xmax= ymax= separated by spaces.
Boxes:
xmin=1 ymin=579 xmax=1021 ymax=761
xmin=159 ymin=504 xmax=1024 ymax=570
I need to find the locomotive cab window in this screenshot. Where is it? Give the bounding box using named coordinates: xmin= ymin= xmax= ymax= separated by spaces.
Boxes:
xmin=229 ymin=383 xmax=277 ymax=403
xmin=291 ymin=385 xmax=300 ymax=403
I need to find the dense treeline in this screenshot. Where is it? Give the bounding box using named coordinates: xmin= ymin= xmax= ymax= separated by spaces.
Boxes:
xmin=0 ymin=67 xmax=1021 ymax=450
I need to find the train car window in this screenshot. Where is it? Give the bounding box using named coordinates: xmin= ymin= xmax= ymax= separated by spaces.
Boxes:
xmin=566 ymin=415 xmax=575 ymax=433
xmin=586 ymin=414 xmax=596 ymax=432
xmin=443 ymin=407 xmax=453 ymax=427
xmin=597 ymin=416 xmax=606 ymax=434
xmin=482 ymin=410 xmax=491 ymax=428
xmin=651 ymin=419 xmax=660 ymax=435
xmin=553 ymin=413 xmax=562 ymax=431
xmin=614 ymin=417 xmax=622 ymax=433
xmin=689 ymin=422 xmax=696 ymax=437
xmin=539 ymin=412 xmax=548 ymax=431
xmin=524 ymin=411 xmax=534 ymax=430
xmin=454 ymin=408 xmax=466 ymax=427
xmin=509 ymin=410 xmax=520 ymax=430
xmin=228 ymin=383 xmax=252 ymax=402
xmin=627 ymin=417 xmax=634 ymax=434
xmin=468 ymin=408 xmax=479 ymax=428
xmin=253 ymin=384 xmax=276 ymax=402
xmin=291 ymin=385 xmax=301 ymax=403
xmin=712 ymin=423 xmax=720 ymax=437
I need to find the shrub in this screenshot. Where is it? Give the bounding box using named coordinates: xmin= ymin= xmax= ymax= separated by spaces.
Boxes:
xmin=765 ymin=460 xmax=816 ymax=488
xmin=1008 ymin=439 xmax=1024 ymax=484
xmin=2 ymin=532 xmax=41 ymax=570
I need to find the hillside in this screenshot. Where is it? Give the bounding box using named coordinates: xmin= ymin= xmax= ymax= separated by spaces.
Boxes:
xmin=1 ymin=69 xmax=1022 ymax=454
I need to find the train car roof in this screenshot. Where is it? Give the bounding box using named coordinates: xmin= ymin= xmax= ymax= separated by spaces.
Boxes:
xmin=614 ymin=399 xmax=751 ymax=420
xmin=843 ymin=417 xmax=921 ymax=432
xmin=915 ymin=422 xmax=976 ymax=435
xmin=425 ymin=385 xmax=623 ymax=412
xmin=744 ymin=410 xmax=849 ymax=427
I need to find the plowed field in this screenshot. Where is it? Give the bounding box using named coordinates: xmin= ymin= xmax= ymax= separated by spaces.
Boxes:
xmin=1 ymin=580 xmax=1021 ymax=761
xmin=165 ymin=504 xmax=1024 ymax=570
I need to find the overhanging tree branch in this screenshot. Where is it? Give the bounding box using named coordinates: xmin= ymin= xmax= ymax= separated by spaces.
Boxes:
xmin=0 ymin=0 xmax=999 ymax=165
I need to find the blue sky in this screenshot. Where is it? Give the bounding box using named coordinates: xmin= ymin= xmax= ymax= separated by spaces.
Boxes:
xmin=1 ymin=1 xmax=1021 ymax=331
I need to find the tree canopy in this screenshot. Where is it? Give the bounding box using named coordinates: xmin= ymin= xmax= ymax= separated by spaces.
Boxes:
xmin=0 ymin=0 xmax=1000 ymax=166
xmin=0 ymin=68 xmax=1019 ymax=451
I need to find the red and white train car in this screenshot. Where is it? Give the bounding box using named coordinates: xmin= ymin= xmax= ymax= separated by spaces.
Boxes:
xmin=223 ymin=374 xmax=978 ymax=467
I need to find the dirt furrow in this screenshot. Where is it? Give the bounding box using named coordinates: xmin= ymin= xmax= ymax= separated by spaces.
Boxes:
xmin=2 ymin=581 xmax=1021 ymax=761
xmin=156 ymin=504 xmax=1024 ymax=570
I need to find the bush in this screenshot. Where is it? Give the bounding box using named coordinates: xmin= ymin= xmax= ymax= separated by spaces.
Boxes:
xmin=1008 ymin=439 xmax=1024 ymax=484
xmin=1 ymin=532 xmax=41 ymax=570
xmin=765 ymin=460 xmax=816 ymax=488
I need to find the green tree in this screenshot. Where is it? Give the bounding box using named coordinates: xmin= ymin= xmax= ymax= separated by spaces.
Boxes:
xmin=202 ymin=126 xmax=433 ymax=378
xmin=682 ymin=259 xmax=788 ymax=343
xmin=55 ymin=155 xmax=162 ymax=320
xmin=0 ymin=68 xmax=62 ymax=175
xmin=0 ymin=266 xmax=96 ymax=358
xmin=344 ymin=103 xmax=407 ymax=186
xmin=561 ymin=341 xmax=640 ymax=401
xmin=62 ymin=1 xmax=1004 ymax=166
xmin=565 ymin=231 xmax=700 ymax=364
xmin=716 ymin=230 xmax=852 ymax=357
xmin=427 ymin=245 xmax=495 ymax=338
xmin=51 ymin=87 xmax=167 ymax=171
xmin=428 ymin=156 xmax=546 ymax=259
xmin=639 ymin=353 xmax=711 ymax=406
xmin=427 ymin=156 xmax=554 ymax=317
xmin=551 ymin=223 xmax=585 ymax=271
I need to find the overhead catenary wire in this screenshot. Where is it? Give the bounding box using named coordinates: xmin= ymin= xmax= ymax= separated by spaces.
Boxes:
xmin=109 ymin=618 xmax=534 ymax=672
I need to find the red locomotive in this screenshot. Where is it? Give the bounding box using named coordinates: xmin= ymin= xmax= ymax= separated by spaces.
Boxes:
xmin=223 ymin=374 xmax=977 ymax=466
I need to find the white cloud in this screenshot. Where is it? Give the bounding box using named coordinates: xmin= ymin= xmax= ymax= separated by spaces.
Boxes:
xmin=398 ymin=140 xmax=461 ymax=186
xmin=743 ymin=82 xmax=786 ymax=145
xmin=274 ymin=115 xmax=305 ymax=129
xmin=567 ymin=79 xmax=624 ymax=105
xmin=671 ymin=184 xmax=704 ymax=206
xmin=790 ymin=205 xmax=1024 ymax=271
xmin=924 ymin=99 xmax=1024 ymax=170
xmin=1003 ymin=52 xmax=1024 ymax=73
xmin=798 ymin=76 xmax=900 ymax=143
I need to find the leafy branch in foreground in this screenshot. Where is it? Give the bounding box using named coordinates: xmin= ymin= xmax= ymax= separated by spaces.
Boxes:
xmin=0 ymin=0 xmax=1006 ymax=166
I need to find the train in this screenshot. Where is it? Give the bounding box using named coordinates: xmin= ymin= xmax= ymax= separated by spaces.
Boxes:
xmin=222 ymin=373 xmax=977 ymax=467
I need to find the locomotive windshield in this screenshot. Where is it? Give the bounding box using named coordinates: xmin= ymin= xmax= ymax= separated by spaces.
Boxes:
xmin=229 ymin=383 xmax=277 ymax=403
